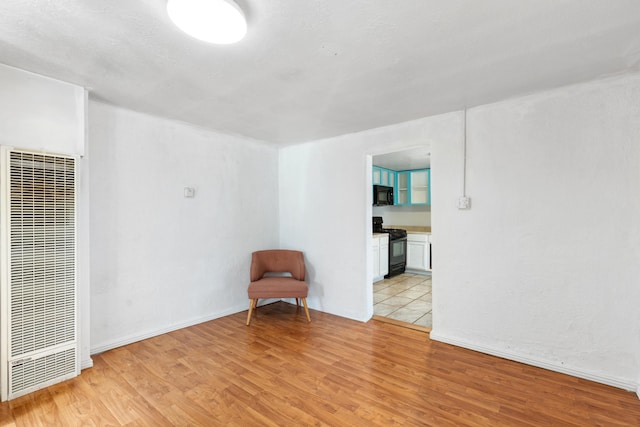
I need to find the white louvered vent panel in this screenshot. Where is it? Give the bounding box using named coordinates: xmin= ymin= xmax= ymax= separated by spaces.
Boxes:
xmin=3 ymin=150 xmax=78 ymax=400
xmin=9 ymin=346 xmax=76 ymax=399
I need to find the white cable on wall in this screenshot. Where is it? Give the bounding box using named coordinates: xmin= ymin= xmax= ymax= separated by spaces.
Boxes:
xmin=459 ymin=108 xmax=471 ymax=209
xmin=463 ymin=108 xmax=467 ymax=196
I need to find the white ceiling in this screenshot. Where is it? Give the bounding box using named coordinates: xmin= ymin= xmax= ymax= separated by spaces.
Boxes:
xmin=1 ymin=1 xmax=639 ymax=145
xmin=374 ymin=148 xmax=431 ymax=171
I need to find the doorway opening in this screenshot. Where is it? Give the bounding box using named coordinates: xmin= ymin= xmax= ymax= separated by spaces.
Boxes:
xmin=369 ymin=147 xmax=432 ymax=330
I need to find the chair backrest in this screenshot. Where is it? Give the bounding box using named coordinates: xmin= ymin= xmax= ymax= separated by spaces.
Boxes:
xmin=250 ymin=250 xmax=305 ymax=282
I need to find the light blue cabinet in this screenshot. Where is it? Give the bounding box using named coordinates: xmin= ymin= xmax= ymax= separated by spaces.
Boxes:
xmin=396 ymin=171 xmax=409 ymax=205
xmin=395 ymin=169 xmax=430 ymax=206
xmin=372 ymin=166 xmax=395 ymax=187
xmin=373 ymin=166 xmax=430 ymax=206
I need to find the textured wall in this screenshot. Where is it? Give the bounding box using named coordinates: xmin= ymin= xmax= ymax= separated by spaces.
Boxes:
xmin=88 ymin=101 xmax=279 ymax=352
xmin=430 ymin=73 xmax=640 ymax=391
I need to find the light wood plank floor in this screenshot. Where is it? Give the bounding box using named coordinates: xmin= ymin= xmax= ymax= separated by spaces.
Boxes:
xmin=2 ymin=302 xmax=640 ymax=426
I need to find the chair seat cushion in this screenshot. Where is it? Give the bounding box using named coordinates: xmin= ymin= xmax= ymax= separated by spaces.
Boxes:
xmin=248 ymin=277 xmax=308 ymax=299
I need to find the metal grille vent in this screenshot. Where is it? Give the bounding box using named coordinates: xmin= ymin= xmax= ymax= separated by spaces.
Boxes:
xmin=9 ymin=347 xmax=76 ymax=397
xmin=3 ymin=150 xmax=78 ymax=400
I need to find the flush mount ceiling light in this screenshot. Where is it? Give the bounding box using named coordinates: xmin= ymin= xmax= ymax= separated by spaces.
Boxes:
xmin=167 ymin=0 xmax=247 ymax=44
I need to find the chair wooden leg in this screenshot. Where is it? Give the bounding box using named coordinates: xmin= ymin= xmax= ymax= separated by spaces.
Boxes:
xmin=246 ymin=299 xmax=257 ymax=326
xmin=296 ymin=298 xmax=300 ymax=306
xmin=302 ymin=298 xmax=311 ymax=322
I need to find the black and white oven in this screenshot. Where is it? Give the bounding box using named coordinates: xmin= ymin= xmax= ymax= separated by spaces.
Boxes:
xmin=372 ymin=216 xmax=407 ymax=278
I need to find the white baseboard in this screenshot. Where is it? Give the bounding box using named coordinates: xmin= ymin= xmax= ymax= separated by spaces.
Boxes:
xmin=90 ymin=302 xmax=258 ymax=355
xmin=429 ymin=330 xmax=638 ymax=395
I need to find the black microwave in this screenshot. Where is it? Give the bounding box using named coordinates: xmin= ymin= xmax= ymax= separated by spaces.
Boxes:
xmin=373 ymin=185 xmax=394 ymax=206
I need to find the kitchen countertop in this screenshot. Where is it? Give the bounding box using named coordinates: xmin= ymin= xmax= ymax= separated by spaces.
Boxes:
xmin=373 ymin=232 xmax=389 ymax=237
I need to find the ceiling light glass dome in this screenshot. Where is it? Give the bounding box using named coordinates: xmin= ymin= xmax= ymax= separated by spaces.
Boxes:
xmin=167 ymin=0 xmax=247 ymax=44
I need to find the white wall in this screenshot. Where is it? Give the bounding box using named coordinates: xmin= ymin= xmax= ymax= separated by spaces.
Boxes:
xmin=279 ymin=115 xmax=456 ymax=320
xmin=372 ymin=205 xmax=431 ymax=227
xmin=0 ymin=64 xmax=92 ymax=370
xmin=280 ymin=72 xmax=640 ymax=392
xmin=88 ymin=102 xmax=279 ymax=352
xmin=429 ymin=73 xmax=640 ymax=391
xmin=0 ymin=63 xmax=85 ymax=156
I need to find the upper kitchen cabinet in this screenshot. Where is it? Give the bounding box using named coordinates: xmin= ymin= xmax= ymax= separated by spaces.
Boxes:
xmin=372 ymin=166 xmax=395 ymax=187
xmin=410 ymin=169 xmax=430 ymax=205
xmin=396 ymin=172 xmax=409 ymax=205
xmin=396 ymin=169 xmax=430 ymax=206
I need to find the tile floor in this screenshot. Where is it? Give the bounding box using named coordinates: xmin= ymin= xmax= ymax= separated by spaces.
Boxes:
xmin=373 ymin=272 xmax=432 ymax=328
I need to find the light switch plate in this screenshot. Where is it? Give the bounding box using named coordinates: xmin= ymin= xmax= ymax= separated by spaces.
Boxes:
xmin=184 ymin=187 xmax=195 ymax=198
xmin=458 ymin=196 xmax=471 ymax=209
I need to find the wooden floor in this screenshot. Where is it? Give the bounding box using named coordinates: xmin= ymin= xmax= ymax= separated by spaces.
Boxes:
xmin=2 ymin=302 xmax=640 ymax=426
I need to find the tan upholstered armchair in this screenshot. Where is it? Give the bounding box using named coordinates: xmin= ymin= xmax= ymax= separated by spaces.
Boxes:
xmin=246 ymin=249 xmax=311 ymax=326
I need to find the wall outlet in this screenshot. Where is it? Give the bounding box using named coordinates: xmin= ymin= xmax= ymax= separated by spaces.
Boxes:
xmin=458 ymin=196 xmax=471 ymax=209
